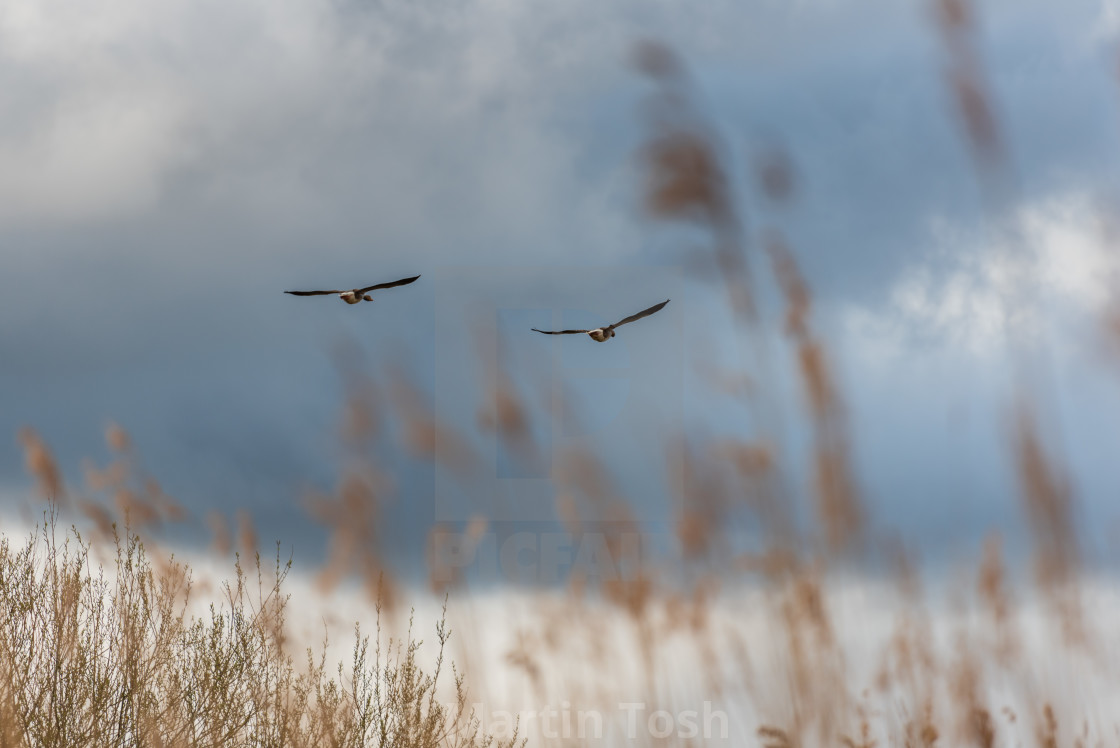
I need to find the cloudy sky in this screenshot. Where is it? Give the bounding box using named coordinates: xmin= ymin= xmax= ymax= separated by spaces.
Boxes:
xmin=4 ymin=0 xmax=1120 ymax=577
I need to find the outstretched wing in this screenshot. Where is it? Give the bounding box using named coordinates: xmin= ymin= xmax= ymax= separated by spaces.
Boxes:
xmin=358 ymin=275 xmax=421 ymax=294
xmin=611 ymin=299 xmax=670 ymax=328
xmin=531 ymin=328 xmax=589 ymax=335
xmin=285 ymin=290 xmax=343 ymax=296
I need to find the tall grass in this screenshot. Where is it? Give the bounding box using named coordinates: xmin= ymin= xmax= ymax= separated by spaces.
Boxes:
xmin=0 ymin=508 xmax=522 ymax=747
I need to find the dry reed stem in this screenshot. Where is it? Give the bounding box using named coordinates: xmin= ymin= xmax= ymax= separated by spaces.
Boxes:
xmin=18 ymin=427 xmax=66 ymax=505
xmin=1013 ymin=405 xmax=1087 ymax=647
xmin=933 ymin=0 xmax=1009 ymax=186
xmin=766 ymin=235 xmax=864 ymax=555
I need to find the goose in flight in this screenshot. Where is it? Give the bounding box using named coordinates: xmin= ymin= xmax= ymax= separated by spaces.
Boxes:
xmin=284 ymin=275 xmax=421 ymax=304
xmin=532 ymin=299 xmax=669 ymax=342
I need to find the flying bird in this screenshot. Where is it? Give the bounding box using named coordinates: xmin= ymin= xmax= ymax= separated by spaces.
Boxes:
xmin=284 ymin=275 xmax=421 ymax=304
xmin=532 ymin=299 xmax=669 ymax=342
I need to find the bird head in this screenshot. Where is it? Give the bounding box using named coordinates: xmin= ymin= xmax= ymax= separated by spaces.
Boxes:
xmin=363 ymin=294 xmax=373 ymax=302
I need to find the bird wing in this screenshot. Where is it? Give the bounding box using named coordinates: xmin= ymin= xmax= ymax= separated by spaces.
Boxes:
xmin=531 ymin=328 xmax=590 ymax=335
xmin=611 ymin=299 xmax=670 ymax=328
xmin=284 ymin=290 xmax=343 ymax=296
xmin=358 ymin=275 xmax=422 ymax=293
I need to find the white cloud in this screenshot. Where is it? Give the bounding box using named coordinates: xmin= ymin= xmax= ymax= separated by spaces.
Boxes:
xmin=0 ymin=0 xmax=946 ymax=234
xmin=842 ymin=193 xmax=1116 ymax=365
xmin=1093 ymin=0 xmax=1120 ymax=41
xmin=0 ymin=0 xmax=570 ymax=227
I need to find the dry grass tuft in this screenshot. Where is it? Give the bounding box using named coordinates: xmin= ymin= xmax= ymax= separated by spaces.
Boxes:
xmin=0 ymin=510 xmax=522 ymax=748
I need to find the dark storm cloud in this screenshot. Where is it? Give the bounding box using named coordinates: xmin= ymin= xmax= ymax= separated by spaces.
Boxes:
xmin=2 ymin=0 xmax=1120 ymax=572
